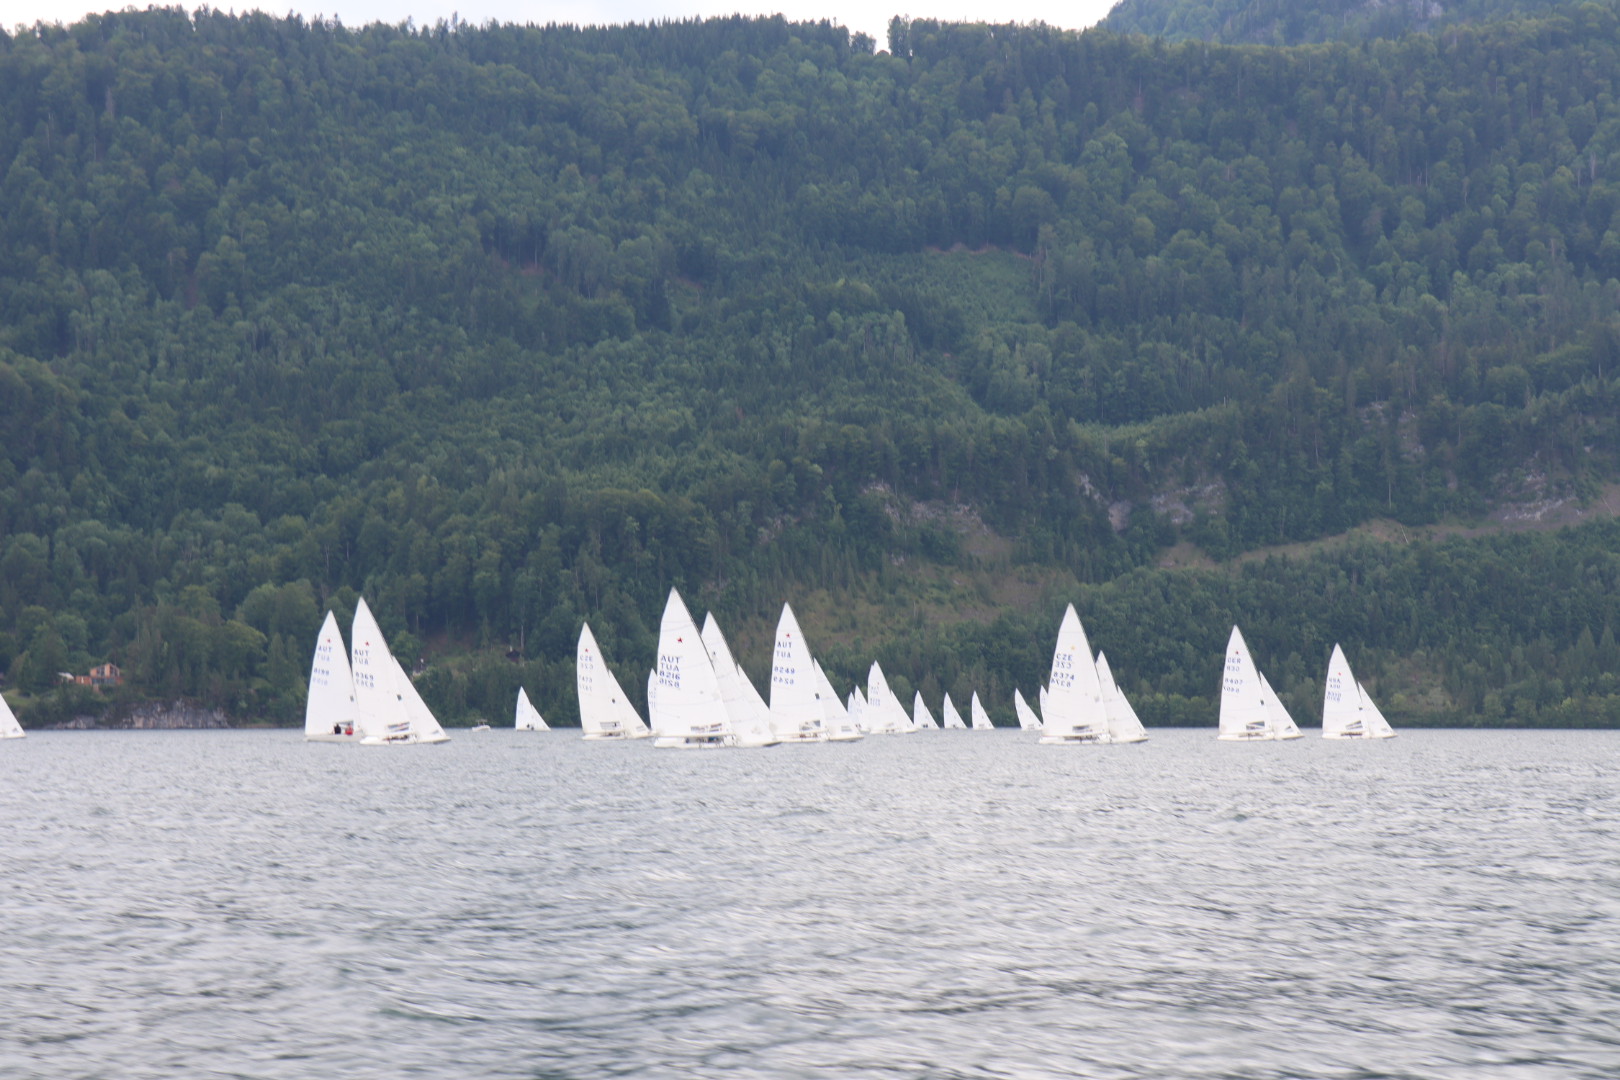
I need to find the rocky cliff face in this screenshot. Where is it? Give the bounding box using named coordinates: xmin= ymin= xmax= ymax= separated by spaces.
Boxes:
xmin=50 ymin=701 xmax=232 ymax=730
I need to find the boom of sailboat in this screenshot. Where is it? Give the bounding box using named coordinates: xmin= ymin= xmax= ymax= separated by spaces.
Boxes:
xmin=291 ymin=588 xmax=1396 ymax=747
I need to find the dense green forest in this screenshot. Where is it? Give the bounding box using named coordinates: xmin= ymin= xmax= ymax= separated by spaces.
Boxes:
xmin=1102 ymin=0 xmax=1586 ymax=45
xmin=5 ymin=5 xmax=1620 ymax=728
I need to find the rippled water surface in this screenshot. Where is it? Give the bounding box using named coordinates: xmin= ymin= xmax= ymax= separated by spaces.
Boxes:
xmin=3 ymin=728 xmax=1619 ymax=1078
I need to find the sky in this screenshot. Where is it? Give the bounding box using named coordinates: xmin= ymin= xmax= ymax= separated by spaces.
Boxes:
xmin=6 ymin=0 xmax=1120 ymax=49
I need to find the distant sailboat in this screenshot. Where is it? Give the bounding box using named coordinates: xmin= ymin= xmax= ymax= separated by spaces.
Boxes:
xmin=576 ymin=622 xmax=650 ymax=739
xmin=700 ymin=613 xmax=778 ymax=747
xmin=515 ymin=687 xmax=548 ymax=730
xmin=1013 ymin=688 xmax=1042 ymax=730
xmin=865 ymin=661 xmax=914 ymax=734
xmin=650 ymin=588 xmax=734 ymax=749
xmin=388 ymin=655 xmax=452 ymax=745
xmin=1218 ymin=626 xmax=1299 ymax=741
xmin=816 ymin=662 xmax=864 ymax=741
xmin=913 ymin=691 xmax=940 ymax=729
xmin=1096 ymin=652 xmax=1147 ymax=743
xmin=351 ymin=598 xmax=449 ymax=745
xmin=941 ymin=693 xmax=968 ymax=729
xmin=304 ymin=610 xmax=357 ymax=742
xmin=0 ymin=689 xmax=24 ymax=739
xmin=1323 ymin=644 xmax=1396 ymax=739
xmin=769 ymin=603 xmax=827 ymax=742
xmin=969 ymin=691 xmax=993 ymax=729
xmin=848 ymin=686 xmax=869 ymax=732
xmin=1038 ymin=605 xmax=1110 ymax=745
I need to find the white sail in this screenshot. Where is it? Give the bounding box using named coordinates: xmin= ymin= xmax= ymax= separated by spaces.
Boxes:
xmin=304 ymin=610 xmax=358 ymax=741
xmin=1218 ymin=625 xmax=1273 ymax=740
xmin=942 ymin=693 xmax=967 ymax=729
xmin=969 ymin=691 xmax=993 ymax=729
xmin=351 ymin=598 xmax=445 ymax=746
xmin=700 ymin=613 xmax=777 ymax=747
xmin=865 ymin=661 xmax=913 ymax=734
xmin=817 ymin=662 xmax=864 ymax=741
xmin=849 ymin=687 xmax=870 ymax=732
xmin=1039 ymin=685 xmax=1049 ymax=721
xmin=0 ymin=689 xmax=24 ymax=739
xmin=769 ymin=603 xmax=826 ymax=742
xmin=515 ymin=686 xmax=548 ymax=730
xmin=1096 ymin=652 xmax=1147 ymax=743
xmin=387 ymin=656 xmax=450 ymax=744
xmin=1322 ymin=645 xmax=1396 ymax=739
xmin=1322 ymin=644 xmax=1363 ymax=739
xmin=1361 ymin=682 xmax=1397 ymax=738
xmin=913 ymin=692 xmax=939 ymax=729
xmin=1013 ymin=688 xmax=1042 ymax=730
xmin=1261 ymin=673 xmax=1302 ymax=739
xmin=1038 ymin=604 xmax=1110 ymax=744
xmin=650 ymin=589 xmax=733 ymax=749
xmin=576 ymin=621 xmax=649 ymax=739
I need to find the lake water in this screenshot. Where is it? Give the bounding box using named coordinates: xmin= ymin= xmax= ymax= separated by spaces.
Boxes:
xmin=3 ymin=728 xmax=1617 ymax=1079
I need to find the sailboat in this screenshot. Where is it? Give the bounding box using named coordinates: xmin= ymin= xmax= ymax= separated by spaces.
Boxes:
xmin=649 ymin=588 xmax=734 ymax=749
xmin=305 ymin=610 xmax=358 ymax=742
xmin=848 ymin=687 xmax=868 ymax=732
xmin=816 ymin=662 xmax=864 ymax=741
xmin=700 ymin=613 xmax=779 ymax=747
xmin=576 ymin=622 xmax=651 ymax=739
xmin=388 ymin=655 xmax=452 ymax=744
xmin=1218 ymin=626 xmax=1299 ymax=741
xmin=1038 ymin=604 xmax=1110 ymax=745
xmin=769 ymin=603 xmax=827 ymax=742
xmin=864 ymin=661 xmax=914 ymax=734
xmin=1096 ymin=652 xmax=1148 ymax=743
xmin=941 ymin=693 xmax=968 ymax=729
xmin=350 ymin=597 xmax=449 ymax=745
xmin=1013 ymin=688 xmax=1042 ymax=730
xmin=1322 ymin=644 xmax=1397 ymax=739
xmin=515 ymin=687 xmax=549 ymax=730
xmin=913 ymin=691 xmax=940 ymax=729
xmin=969 ymin=691 xmax=993 ymax=729
xmin=0 ymin=689 xmax=24 ymax=739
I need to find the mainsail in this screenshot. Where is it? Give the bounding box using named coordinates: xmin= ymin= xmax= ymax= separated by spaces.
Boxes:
xmin=1038 ymin=604 xmax=1109 ymax=744
xmin=304 ymin=610 xmax=357 ymax=741
xmin=576 ymin=621 xmax=650 ymax=739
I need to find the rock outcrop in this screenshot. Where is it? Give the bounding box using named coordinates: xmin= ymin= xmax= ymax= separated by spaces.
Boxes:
xmin=49 ymin=701 xmax=232 ymax=730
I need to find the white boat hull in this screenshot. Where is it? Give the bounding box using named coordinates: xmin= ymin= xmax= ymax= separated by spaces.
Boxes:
xmin=1039 ymin=731 xmax=1108 ymax=745
xmin=653 ymin=734 xmax=736 ymax=749
xmin=360 ymin=731 xmax=450 ymax=746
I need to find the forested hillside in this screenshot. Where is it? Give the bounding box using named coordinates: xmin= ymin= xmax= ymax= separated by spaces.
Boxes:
xmin=1101 ymin=0 xmax=1582 ymax=45
xmin=5 ymin=7 xmax=1620 ymax=728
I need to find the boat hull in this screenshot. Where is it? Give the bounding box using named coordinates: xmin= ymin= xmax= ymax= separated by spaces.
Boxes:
xmin=360 ymin=732 xmax=450 ymax=745
xmin=653 ymin=734 xmax=736 ymax=749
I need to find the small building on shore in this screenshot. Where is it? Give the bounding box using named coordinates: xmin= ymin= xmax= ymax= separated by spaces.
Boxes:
xmin=61 ymin=663 xmax=124 ymax=689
